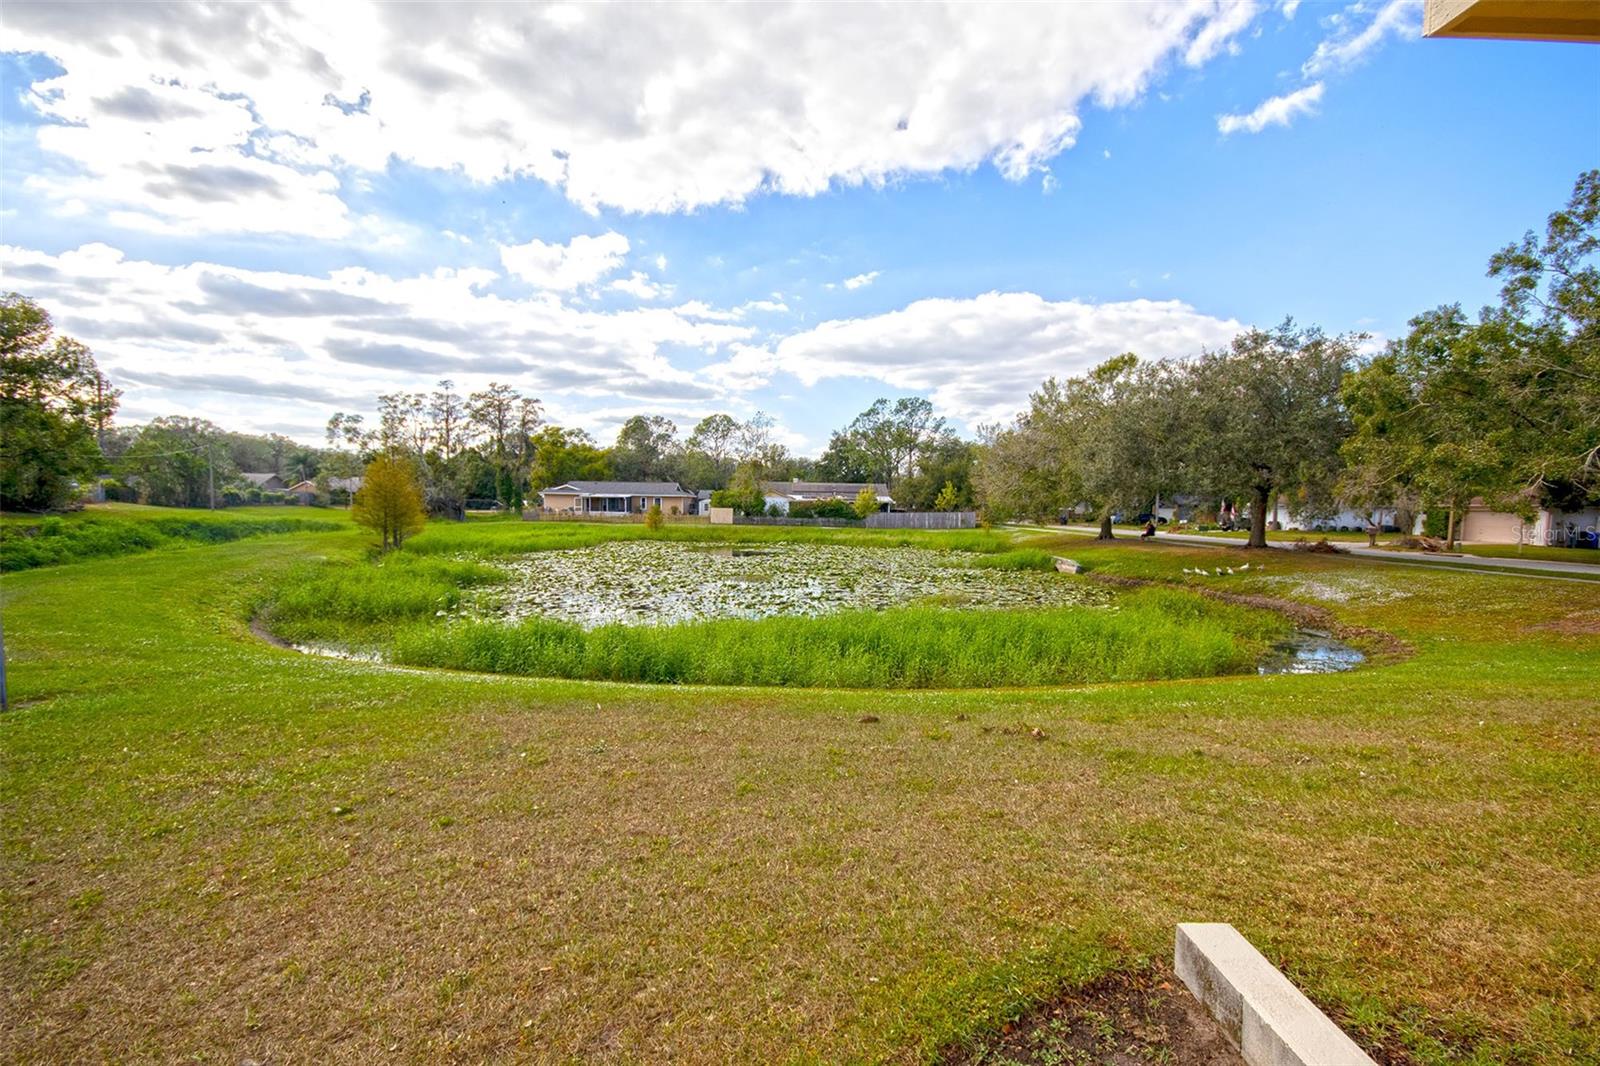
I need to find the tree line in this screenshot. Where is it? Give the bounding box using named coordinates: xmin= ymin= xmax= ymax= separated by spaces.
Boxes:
xmin=977 ymin=170 xmax=1599 ymax=548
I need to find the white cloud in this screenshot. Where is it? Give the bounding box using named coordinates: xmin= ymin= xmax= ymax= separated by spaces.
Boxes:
xmin=1217 ymin=82 xmax=1324 ymax=135
xmin=0 ymin=241 xmax=751 ymax=442
xmin=706 ymin=291 xmax=1244 ymax=425
xmin=1303 ymin=0 xmax=1419 ymax=77
xmin=842 ymin=271 xmax=881 ymax=290
xmin=609 ymin=271 xmax=672 ymax=301
xmin=5 ymin=1 xmax=1265 ymax=222
xmin=1184 ymin=0 xmax=1261 ymax=65
xmin=1279 ymin=0 xmax=1301 ymax=18
xmin=499 ymin=232 xmax=630 ymax=291
xmin=654 ymin=254 xmax=669 ymax=272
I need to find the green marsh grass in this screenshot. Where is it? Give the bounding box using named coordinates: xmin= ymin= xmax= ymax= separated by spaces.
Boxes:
xmin=385 ymin=589 xmax=1288 ymax=688
xmin=961 ymin=547 xmax=1058 ymax=571
xmin=0 ymin=503 xmax=344 ymax=572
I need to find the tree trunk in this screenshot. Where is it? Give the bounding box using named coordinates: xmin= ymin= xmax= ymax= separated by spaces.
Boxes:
xmin=1446 ymin=506 xmax=1457 ymax=551
xmin=1246 ymin=487 xmax=1270 ymax=549
xmin=1097 ymin=512 xmax=1114 ymax=540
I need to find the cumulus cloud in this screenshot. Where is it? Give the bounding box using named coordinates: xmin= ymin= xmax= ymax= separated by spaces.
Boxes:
xmin=0 ymin=241 xmax=751 ymax=440
xmin=608 ymin=271 xmax=672 ymax=300
xmin=1217 ymin=82 xmax=1324 ymax=135
xmin=499 ymin=231 xmax=631 ymax=291
xmin=706 ymin=291 xmax=1244 ymax=425
xmin=4 ymin=1 xmax=1264 ymax=223
xmin=842 ymin=271 xmax=881 ymax=290
xmin=1303 ymin=0 xmax=1419 ymax=77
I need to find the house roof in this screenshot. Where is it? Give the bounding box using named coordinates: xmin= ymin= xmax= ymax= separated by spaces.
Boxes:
xmin=239 ymin=472 xmax=282 ymax=486
xmin=543 ymin=480 xmax=690 ymax=496
xmin=763 ymin=480 xmax=892 ymax=500
xmin=288 ymin=480 xmax=317 ymax=492
xmin=326 ymin=476 xmax=363 ymax=492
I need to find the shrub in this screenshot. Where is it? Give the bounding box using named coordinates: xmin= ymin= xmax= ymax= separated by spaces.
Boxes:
xmin=853 ymin=487 xmax=877 ymax=519
xmin=789 ymin=499 xmax=859 ymax=520
xmin=644 ymin=503 xmax=664 ymax=531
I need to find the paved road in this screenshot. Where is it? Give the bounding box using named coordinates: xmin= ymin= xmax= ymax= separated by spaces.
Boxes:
xmin=1011 ymin=524 xmax=1600 ymax=580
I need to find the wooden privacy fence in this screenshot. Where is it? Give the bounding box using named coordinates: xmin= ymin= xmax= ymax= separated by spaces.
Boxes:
xmin=732 ymin=515 xmax=859 ymax=527
xmin=865 ymin=511 xmax=978 ymax=529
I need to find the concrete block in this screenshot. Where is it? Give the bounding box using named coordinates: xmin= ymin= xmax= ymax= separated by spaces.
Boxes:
xmin=1175 ymin=923 xmax=1375 ymax=1066
xmin=1053 ymin=556 xmax=1082 ymax=574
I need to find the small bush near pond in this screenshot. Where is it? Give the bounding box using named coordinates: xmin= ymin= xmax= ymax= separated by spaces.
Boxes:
xmin=384 ymin=587 xmax=1288 ymax=688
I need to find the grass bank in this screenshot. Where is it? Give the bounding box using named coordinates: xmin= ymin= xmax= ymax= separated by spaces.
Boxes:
xmin=0 ymin=503 xmax=346 ymax=572
xmin=2 ymin=516 xmax=1596 ymax=1063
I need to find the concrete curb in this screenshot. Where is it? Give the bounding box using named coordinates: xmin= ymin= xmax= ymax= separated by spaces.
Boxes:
xmin=1175 ymin=923 xmax=1376 ymax=1066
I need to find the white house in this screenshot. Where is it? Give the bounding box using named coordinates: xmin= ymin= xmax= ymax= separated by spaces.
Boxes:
xmin=1459 ymin=498 xmax=1600 ymax=547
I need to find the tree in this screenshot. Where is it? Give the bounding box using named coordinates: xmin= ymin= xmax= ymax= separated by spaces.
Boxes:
xmin=1481 ymin=168 xmax=1599 ymax=493
xmin=710 ymin=463 xmax=766 ymax=515
xmin=528 ymin=426 xmax=612 ymax=494
xmin=933 ymin=481 xmax=960 ymax=512
xmin=853 ymin=485 xmax=877 ymax=518
xmin=1339 ymin=311 xmax=1498 ymax=546
xmin=468 ymin=383 xmax=539 ymax=508
xmin=612 ymin=415 xmax=678 ymax=480
xmin=351 ymin=455 xmax=427 ymax=550
xmin=974 ymin=354 xmax=1189 ymax=536
xmin=1 ymin=294 xmax=118 ymax=511
xmin=896 ymin=437 xmax=976 ymax=510
xmin=687 ymin=413 xmax=739 ymax=465
xmin=1187 ymin=322 xmax=1356 ymax=548
xmin=820 ymin=397 xmax=956 ymax=493
xmin=644 ymin=503 xmax=664 ymax=531
xmin=119 ymin=417 xmax=233 ymax=508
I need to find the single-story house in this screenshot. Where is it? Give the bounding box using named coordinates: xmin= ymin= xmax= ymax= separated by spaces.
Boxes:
xmin=538 ymin=480 xmax=696 ymax=516
xmin=761 ymin=480 xmax=893 ymax=515
xmin=287 ymin=476 xmax=363 ymax=503
xmin=1460 ymin=498 xmax=1599 ymax=548
xmin=240 ymin=472 xmax=286 ymax=491
xmin=1267 ymin=498 xmax=1420 ymax=533
xmin=694 ymin=489 xmax=714 ymax=516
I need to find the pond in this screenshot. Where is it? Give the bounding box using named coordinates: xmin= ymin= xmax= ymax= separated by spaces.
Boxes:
xmin=479 ymin=541 xmax=1110 ymax=628
xmin=1256 ymin=630 xmax=1365 ymax=674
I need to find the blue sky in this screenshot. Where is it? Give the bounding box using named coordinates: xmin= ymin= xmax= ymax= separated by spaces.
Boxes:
xmin=1 ymin=1 xmax=1595 ymax=453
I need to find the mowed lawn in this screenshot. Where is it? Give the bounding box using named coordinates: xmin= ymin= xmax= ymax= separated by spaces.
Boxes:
xmin=1 ymin=516 xmax=1597 ymax=1063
